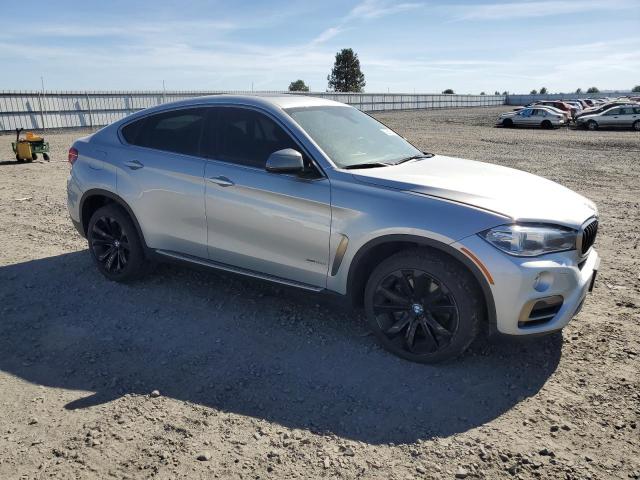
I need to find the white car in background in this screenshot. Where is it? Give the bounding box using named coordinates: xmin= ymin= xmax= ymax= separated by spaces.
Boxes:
xmin=498 ymin=107 xmax=566 ymax=129
xmin=513 ymin=105 xmax=571 ymax=122
xmin=576 ymin=105 xmax=640 ymax=131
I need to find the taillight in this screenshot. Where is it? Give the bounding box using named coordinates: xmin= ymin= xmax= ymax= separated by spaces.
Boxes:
xmin=68 ymin=147 xmax=78 ymax=165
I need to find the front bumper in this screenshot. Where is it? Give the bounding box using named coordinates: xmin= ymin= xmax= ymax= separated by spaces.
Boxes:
xmin=453 ymin=235 xmax=600 ymax=336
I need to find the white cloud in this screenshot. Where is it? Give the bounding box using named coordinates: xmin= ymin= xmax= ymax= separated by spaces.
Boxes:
xmin=457 ymin=0 xmax=637 ymax=20
xmin=348 ymin=0 xmax=423 ymax=20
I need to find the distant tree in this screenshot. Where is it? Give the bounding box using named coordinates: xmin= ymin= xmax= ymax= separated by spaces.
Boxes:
xmin=480 ymin=91 xmax=486 ymax=95
xmin=288 ymin=80 xmax=309 ymax=92
xmin=586 ymin=86 xmax=599 ymax=93
xmin=575 ymin=88 xmax=582 ymax=94
xmin=502 ymin=91 xmax=508 ymax=95
xmin=494 ymin=91 xmax=500 ymax=95
xmin=530 ymin=89 xmax=538 ymax=95
xmin=539 ymin=87 xmax=548 ymax=94
xmin=327 ymin=48 xmax=366 ymax=92
xmin=442 ymin=88 xmax=454 ymax=94
xmin=632 ymin=85 xmax=640 ymax=93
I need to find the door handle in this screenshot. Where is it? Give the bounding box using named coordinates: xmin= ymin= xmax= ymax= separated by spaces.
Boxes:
xmin=124 ymin=160 xmax=144 ymax=170
xmin=208 ymin=175 xmax=235 ymax=187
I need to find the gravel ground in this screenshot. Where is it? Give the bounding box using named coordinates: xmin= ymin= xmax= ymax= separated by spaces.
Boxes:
xmin=0 ymin=106 xmax=638 ymax=480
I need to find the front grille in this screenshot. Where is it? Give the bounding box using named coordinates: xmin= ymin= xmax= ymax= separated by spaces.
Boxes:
xmin=581 ymin=219 xmax=598 ymax=254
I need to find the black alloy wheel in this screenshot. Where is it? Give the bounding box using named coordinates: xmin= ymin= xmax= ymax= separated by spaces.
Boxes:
xmin=87 ymin=204 xmax=146 ymax=282
xmin=364 ymin=249 xmax=483 ymax=363
xmin=371 ymin=269 xmax=459 ymax=355
xmin=90 ymin=215 xmax=130 ymax=274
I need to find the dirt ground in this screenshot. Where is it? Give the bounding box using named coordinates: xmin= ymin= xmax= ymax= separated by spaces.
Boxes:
xmin=0 ymin=106 xmax=638 ymax=480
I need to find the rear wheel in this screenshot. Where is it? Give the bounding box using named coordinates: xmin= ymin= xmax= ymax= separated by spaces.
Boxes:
xmin=633 ymin=120 xmax=640 ymax=131
xmin=87 ymin=204 xmax=146 ymax=282
xmin=541 ymin=120 xmax=552 ymax=129
xmin=502 ymin=118 xmax=513 ymax=128
xmin=587 ymin=120 xmax=598 ymax=131
xmin=364 ymin=249 xmax=483 ymax=363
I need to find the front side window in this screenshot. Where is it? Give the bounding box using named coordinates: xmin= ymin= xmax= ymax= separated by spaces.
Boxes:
xmin=217 ymin=108 xmax=299 ymax=168
xmin=124 ymin=108 xmax=206 ymax=156
xmin=285 ymin=106 xmax=421 ymax=168
xmin=604 ymin=108 xmax=620 ymax=116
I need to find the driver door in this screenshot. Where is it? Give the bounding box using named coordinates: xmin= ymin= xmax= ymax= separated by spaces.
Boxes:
xmin=201 ymin=106 xmax=332 ymax=288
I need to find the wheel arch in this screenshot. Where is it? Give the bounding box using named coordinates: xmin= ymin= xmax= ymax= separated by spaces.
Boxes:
xmin=79 ymin=189 xmax=148 ymax=250
xmin=346 ymin=234 xmax=496 ymax=329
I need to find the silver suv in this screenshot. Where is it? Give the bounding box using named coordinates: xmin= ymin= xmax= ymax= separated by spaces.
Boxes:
xmin=67 ymin=95 xmax=600 ymax=363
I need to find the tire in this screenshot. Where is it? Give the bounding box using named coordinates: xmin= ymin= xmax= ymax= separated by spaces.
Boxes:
xmin=31 ymin=153 xmax=37 ymax=161
xmin=587 ymin=120 xmax=598 ymax=131
xmin=43 ymin=153 xmax=50 ymax=161
xmin=364 ymin=248 xmax=483 ymax=363
xmin=633 ymin=120 xmax=640 ymax=132
xmin=87 ymin=204 xmax=146 ymax=282
xmin=502 ymin=118 xmax=513 ymax=128
xmin=16 ymin=154 xmax=24 ymax=163
xmin=541 ymin=120 xmax=552 ymax=129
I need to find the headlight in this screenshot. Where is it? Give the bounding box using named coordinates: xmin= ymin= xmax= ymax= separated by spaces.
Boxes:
xmin=479 ymin=224 xmax=577 ymax=257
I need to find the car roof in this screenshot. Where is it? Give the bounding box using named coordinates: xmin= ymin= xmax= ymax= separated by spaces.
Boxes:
xmin=152 ymin=94 xmax=344 ymax=111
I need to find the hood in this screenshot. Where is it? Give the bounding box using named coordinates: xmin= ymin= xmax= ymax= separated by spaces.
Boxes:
xmin=350 ymin=155 xmax=597 ymax=228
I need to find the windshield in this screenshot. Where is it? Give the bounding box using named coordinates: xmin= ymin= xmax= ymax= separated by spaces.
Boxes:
xmin=285 ymin=106 xmax=421 ymax=168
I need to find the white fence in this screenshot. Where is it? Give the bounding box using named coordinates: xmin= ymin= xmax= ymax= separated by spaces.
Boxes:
xmin=0 ymin=90 xmax=505 ymax=131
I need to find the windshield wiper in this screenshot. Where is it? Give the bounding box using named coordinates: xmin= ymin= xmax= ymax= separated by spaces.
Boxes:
xmin=343 ymin=162 xmax=391 ymax=170
xmin=392 ymin=152 xmax=435 ymax=165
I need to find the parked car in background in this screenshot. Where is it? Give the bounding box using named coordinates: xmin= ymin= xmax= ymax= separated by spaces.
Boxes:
xmin=498 ymin=107 xmax=566 ymax=128
xmin=67 ymin=94 xmax=599 ymax=363
xmin=576 ymin=105 xmax=640 ymax=130
xmin=533 ymin=101 xmax=577 ymax=118
xmin=576 ymin=101 xmax=639 ymax=119
xmin=562 ymin=101 xmax=583 ymax=113
xmin=513 ymin=105 xmax=570 ymax=121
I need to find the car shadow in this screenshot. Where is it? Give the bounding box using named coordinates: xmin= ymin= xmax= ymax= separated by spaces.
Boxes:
xmin=0 ymin=251 xmax=562 ymax=445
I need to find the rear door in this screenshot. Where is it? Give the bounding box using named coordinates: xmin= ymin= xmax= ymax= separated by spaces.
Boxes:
xmin=618 ymin=107 xmax=636 ymax=128
xmin=201 ymin=106 xmax=331 ymax=288
xmin=117 ymin=108 xmax=208 ymax=258
xmin=599 ymin=107 xmax=620 ymax=127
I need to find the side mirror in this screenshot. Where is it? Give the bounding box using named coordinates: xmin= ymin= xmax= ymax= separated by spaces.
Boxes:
xmin=266 ymin=148 xmax=304 ymax=173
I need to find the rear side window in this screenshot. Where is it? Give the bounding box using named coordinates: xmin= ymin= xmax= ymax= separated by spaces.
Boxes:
xmin=217 ymin=107 xmax=299 ymax=168
xmin=121 ymin=118 xmax=145 ymax=144
xmin=125 ymin=108 xmax=206 ymax=156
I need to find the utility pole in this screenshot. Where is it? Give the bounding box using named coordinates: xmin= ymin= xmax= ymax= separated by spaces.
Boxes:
xmin=38 ymin=75 xmax=46 ymax=129
xmin=162 ymin=80 xmax=166 ymax=103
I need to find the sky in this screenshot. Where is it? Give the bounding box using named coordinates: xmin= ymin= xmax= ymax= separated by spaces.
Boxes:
xmin=0 ymin=0 xmax=638 ymax=94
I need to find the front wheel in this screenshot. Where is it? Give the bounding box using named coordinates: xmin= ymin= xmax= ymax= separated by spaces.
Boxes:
xmin=587 ymin=120 xmax=598 ymax=131
xmin=502 ymin=118 xmax=513 ymax=128
xmin=87 ymin=204 xmax=146 ymax=282
xmin=364 ymin=249 xmax=483 ymax=363
xmin=541 ymin=120 xmax=552 ymax=129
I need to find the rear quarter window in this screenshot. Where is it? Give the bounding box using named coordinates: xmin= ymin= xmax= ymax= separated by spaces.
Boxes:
xmin=121 ymin=118 xmax=145 ymax=144
xmin=124 ymin=108 xmax=206 ymax=156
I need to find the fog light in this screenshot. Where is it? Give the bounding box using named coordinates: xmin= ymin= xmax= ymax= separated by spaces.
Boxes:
xmin=533 ymin=271 xmax=553 ymax=292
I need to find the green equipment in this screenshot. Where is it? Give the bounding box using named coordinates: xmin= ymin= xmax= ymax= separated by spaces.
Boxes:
xmin=11 ymin=128 xmax=50 ymax=162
